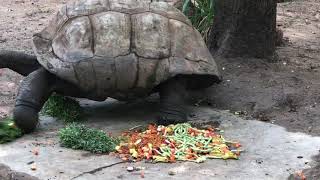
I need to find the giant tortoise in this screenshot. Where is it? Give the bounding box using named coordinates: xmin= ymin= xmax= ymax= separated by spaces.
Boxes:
xmin=0 ymin=0 xmax=221 ymax=133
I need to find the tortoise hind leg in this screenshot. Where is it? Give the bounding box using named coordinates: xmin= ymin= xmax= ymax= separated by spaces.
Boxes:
xmin=14 ymin=68 xmax=54 ymax=133
xmin=0 ymin=50 xmax=41 ymax=76
xmin=157 ymin=77 xmax=188 ymax=125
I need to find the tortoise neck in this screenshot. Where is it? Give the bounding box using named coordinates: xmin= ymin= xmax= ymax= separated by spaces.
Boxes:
xmin=0 ymin=50 xmax=41 ymax=76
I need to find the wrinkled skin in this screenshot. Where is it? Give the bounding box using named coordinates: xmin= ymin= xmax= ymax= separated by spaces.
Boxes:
xmin=0 ymin=50 xmax=188 ymax=133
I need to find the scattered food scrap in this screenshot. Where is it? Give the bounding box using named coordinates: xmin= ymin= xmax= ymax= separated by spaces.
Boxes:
xmin=32 ymin=148 xmax=39 ymax=156
xmin=140 ymin=170 xmax=145 ymax=178
xmin=234 ymin=111 xmax=247 ymax=116
xmin=30 ymin=163 xmax=37 ymax=171
xmin=295 ymin=171 xmax=306 ymax=180
xmin=116 ymin=123 xmax=242 ymax=163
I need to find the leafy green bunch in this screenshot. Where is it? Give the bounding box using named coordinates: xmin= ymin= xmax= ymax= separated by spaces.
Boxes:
xmin=58 ymin=123 xmax=119 ymax=153
xmin=42 ymin=94 xmax=84 ymax=123
xmin=0 ymin=118 xmax=23 ymax=144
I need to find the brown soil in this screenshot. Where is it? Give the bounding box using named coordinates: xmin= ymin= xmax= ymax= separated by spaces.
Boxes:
xmin=0 ymin=0 xmax=319 ymax=179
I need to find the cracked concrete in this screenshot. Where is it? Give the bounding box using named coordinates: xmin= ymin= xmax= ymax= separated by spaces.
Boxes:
xmin=1 ymin=99 xmax=320 ymax=180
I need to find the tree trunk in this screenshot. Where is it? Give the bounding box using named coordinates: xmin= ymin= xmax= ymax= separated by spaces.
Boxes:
xmin=207 ymin=0 xmax=277 ymax=58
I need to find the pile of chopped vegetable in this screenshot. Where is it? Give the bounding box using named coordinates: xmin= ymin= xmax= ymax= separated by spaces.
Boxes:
xmin=116 ymin=123 xmax=241 ymax=163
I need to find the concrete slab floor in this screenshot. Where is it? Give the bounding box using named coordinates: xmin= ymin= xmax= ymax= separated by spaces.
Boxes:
xmin=0 ymin=99 xmax=320 ymax=180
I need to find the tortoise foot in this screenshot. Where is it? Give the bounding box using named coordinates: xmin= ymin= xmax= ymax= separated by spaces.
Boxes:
xmin=13 ymin=105 xmax=39 ymax=133
xmin=157 ymin=107 xmax=188 ymax=125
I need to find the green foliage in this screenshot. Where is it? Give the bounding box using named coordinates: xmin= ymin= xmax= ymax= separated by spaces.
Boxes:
xmin=58 ymin=123 xmax=119 ymax=153
xmin=42 ymin=94 xmax=84 ymax=123
xmin=0 ymin=118 xmax=23 ymax=144
xmin=182 ymin=0 xmax=215 ymax=41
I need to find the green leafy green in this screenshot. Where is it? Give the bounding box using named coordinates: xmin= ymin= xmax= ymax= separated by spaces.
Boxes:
xmin=42 ymin=94 xmax=84 ymax=123
xmin=0 ymin=118 xmax=23 ymax=144
xmin=58 ymin=123 xmax=119 ymax=153
xmin=182 ymin=0 xmax=215 ymax=42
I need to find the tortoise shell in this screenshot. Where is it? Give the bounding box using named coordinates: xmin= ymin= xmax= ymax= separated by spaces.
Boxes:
xmin=32 ymin=0 xmax=221 ymax=100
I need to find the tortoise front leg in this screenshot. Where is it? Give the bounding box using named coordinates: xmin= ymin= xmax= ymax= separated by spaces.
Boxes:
xmin=157 ymin=77 xmax=188 ymax=125
xmin=0 ymin=50 xmax=41 ymax=76
xmin=14 ymin=68 xmax=54 ymax=133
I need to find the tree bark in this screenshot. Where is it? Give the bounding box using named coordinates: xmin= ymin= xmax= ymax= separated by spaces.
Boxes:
xmin=207 ymin=0 xmax=277 ymax=58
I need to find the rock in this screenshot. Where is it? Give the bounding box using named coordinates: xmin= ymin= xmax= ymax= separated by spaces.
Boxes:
xmin=127 ymin=166 xmax=134 ymax=172
xmin=0 ymin=163 xmax=39 ymax=180
xmin=168 ymin=170 xmax=177 ymax=175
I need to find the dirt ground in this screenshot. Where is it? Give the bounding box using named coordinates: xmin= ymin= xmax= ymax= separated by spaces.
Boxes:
xmin=0 ymin=0 xmax=320 ymax=179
